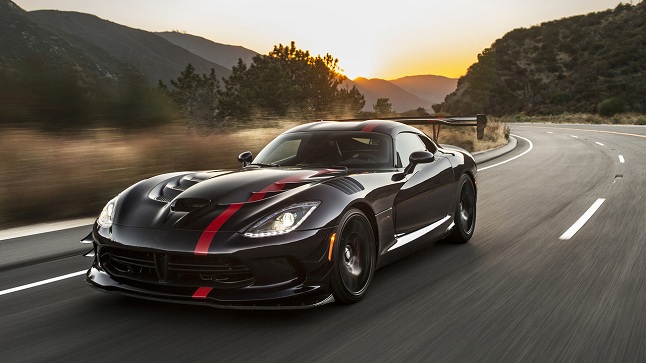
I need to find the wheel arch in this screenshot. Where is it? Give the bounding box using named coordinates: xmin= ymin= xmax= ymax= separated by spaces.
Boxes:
xmin=346 ymin=201 xmax=380 ymax=262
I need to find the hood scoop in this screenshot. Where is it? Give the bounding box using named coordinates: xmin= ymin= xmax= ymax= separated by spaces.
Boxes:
xmin=171 ymin=198 xmax=210 ymax=213
xmin=150 ymin=171 xmax=230 ymax=204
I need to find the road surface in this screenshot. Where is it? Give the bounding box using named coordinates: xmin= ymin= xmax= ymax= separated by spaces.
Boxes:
xmin=1 ymin=123 xmax=644 ymax=362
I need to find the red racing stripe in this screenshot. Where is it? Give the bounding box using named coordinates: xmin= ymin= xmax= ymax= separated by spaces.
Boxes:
xmin=192 ymin=286 xmax=213 ymax=299
xmin=193 ymin=171 xmax=317 ymax=255
xmin=361 ymin=122 xmax=379 ymax=132
xmin=194 ymin=203 xmax=243 ymax=255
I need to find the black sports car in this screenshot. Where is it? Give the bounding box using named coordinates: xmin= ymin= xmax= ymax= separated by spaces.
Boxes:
xmin=83 ymin=119 xmax=477 ymax=308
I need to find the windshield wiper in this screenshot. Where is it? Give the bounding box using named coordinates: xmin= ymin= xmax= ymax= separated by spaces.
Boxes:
xmin=249 ymin=162 xmax=280 ymax=168
xmin=296 ymin=163 xmax=348 ymax=170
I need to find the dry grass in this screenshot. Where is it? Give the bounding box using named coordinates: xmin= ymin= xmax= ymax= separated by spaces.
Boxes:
xmin=0 ymin=119 xmax=507 ymax=228
xmin=416 ymin=120 xmax=510 ymax=152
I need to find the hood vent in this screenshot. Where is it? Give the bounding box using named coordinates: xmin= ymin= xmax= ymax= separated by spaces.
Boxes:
xmin=152 ymin=174 xmax=207 ymax=204
xmin=171 ymin=198 xmax=210 ymax=213
xmin=325 ymin=177 xmax=364 ymax=195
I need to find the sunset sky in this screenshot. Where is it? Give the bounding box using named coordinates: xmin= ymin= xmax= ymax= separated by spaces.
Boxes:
xmin=15 ymin=0 xmax=625 ymax=80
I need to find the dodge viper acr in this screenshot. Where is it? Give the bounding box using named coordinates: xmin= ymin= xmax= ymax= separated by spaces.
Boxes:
xmin=83 ymin=119 xmax=477 ymax=309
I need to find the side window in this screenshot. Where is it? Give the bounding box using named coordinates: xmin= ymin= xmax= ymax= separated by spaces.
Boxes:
xmin=396 ymin=133 xmax=427 ymax=168
xmin=418 ymin=134 xmax=438 ymax=154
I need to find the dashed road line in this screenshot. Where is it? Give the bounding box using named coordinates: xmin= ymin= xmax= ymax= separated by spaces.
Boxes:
xmin=559 ymin=198 xmax=606 ymax=240
xmin=618 ymin=155 xmax=625 ymax=163
xmin=595 ymin=142 xmax=605 ymax=146
xmin=0 ymin=270 xmax=86 ymax=297
xmin=0 ymin=218 xmax=95 ymax=241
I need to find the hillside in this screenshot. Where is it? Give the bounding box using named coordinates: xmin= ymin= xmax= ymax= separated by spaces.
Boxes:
xmin=0 ymin=0 xmax=123 ymax=80
xmin=389 ymin=75 xmax=457 ymax=105
xmin=27 ymin=10 xmax=231 ymax=84
xmin=349 ymin=77 xmax=433 ymax=113
xmin=437 ymin=2 xmax=646 ymax=116
xmin=157 ymin=31 xmax=257 ymax=69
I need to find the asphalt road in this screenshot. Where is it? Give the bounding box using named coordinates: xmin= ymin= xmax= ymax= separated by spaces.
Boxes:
xmin=1 ymin=123 xmax=645 ymax=362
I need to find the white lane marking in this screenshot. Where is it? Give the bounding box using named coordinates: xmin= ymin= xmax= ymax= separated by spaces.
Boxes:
xmin=479 ymin=134 xmax=534 ymax=171
xmin=559 ymin=198 xmax=606 ymax=240
xmin=0 ymin=218 xmax=95 ymax=241
xmin=547 ymin=132 xmax=553 ymax=134
xmin=0 ymin=270 xmax=86 ymax=297
xmin=571 ymin=135 xmax=579 ymax=138
xmin=618 ymin=155 xmax=625 ymax=163
xmin=595 ymin=142 xmax=605 ymax=146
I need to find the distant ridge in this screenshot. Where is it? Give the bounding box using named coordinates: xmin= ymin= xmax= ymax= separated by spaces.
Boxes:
xmin=0 ymin=0 xmax=119 ymax=79
xmin=1 ymin=0 xmax=457 ymax=113
xmin=157 ymin=31 xmax=257 ymax=69
xmin=389 ymin=75 xmax=457 ymax=105
xmin=27 ymin=10 xmax=231 ymax=84
xmin=347 ymin=75 xmax=457 ymax=113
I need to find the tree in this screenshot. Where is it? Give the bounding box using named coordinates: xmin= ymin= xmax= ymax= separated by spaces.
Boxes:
xmin=161 ymin=64 xmax=223 ymax=126
xmin=334 ymin=86 xmax=366 ymax=118
xmin=373 ymin=98 xmax=394 ymax=116
xmin=168 ymin=63 xmax=203 ymax=119
xmin=217 ymin=41 xmax=362 ymax=119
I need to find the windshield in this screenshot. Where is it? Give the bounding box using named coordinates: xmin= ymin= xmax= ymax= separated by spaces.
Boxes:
xmin=253 ymin=131 xmax=394 ymax=169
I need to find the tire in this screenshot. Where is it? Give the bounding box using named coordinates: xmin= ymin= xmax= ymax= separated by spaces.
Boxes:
xmin=448 ymin=174 xmax=476 ymax=244
xmin=330 ymin=208 xmax=376 ymax=304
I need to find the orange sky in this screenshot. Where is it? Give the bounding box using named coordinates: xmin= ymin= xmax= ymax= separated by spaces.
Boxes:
xmin=15 ymin=0 xmax=627 ymax=80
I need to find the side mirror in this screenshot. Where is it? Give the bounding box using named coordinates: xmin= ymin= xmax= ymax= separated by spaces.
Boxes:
xmin=404 ymin=150 xmax=434 ymax=174
xmin=238 ymin=151 xmax=253 ymax=167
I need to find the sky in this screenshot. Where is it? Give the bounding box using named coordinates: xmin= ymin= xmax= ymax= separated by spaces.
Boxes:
xmin=14 ymin=0 xmax=627 ymax=80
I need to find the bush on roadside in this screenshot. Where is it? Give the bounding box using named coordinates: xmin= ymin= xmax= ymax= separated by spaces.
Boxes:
xmin=597 ymin=97 xmax=625 ymax=117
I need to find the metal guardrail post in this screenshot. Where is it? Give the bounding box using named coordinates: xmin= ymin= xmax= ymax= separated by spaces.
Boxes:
xmin=476 ymin=114 xmax=487 ymax=140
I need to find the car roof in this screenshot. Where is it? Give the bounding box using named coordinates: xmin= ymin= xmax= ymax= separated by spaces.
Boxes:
xmin=283 ymin=120 xmax=424 ymax=138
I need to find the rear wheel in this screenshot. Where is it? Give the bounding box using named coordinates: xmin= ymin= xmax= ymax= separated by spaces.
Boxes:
xmin=448 ymin=174 xmax=476 ymax=244
xmin=330 ymin=209 xmax=376 ymax=304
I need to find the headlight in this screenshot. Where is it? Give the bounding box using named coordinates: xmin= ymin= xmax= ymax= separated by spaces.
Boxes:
xmin=97 ymin=195 xmax=119 ymax=228
xmin=244 ymin=201 xmax=320 ymax=238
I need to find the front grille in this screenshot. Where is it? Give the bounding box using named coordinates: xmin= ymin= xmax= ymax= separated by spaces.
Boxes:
xmin=100 ymin=247 xmax=255 ymax=289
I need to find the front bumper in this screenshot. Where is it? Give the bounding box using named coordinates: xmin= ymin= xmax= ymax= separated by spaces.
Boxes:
xmin=86 ymin=224 xmax=338 ymax=309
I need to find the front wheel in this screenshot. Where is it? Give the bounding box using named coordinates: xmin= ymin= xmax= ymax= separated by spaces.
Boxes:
xmin=330 ymin=209 xmax=376 ymax=304
xmin=448 ymin=174 xmax=476 ymax=244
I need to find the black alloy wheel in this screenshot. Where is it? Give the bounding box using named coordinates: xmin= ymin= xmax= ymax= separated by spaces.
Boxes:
xmin=330 ymin=208 xmax=376 ymax=304
xmin=449 ymin=174 xmax=476 ymax=244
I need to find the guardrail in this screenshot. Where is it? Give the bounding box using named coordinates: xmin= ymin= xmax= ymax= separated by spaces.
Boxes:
xmin=332 ymin=114 xmax=488 ymax=142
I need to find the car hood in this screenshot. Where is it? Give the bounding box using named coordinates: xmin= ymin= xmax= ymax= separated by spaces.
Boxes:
xmin=112 ymin=167 xmax=348 ymax=231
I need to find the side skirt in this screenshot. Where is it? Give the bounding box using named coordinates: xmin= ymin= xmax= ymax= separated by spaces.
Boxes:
xmin=387 ymin=215 xmax=452 ymax=252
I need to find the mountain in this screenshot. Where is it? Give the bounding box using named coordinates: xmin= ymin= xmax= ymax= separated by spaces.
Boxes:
xmin=389 ymin=75 xmax=457 ymax=106
xmin=0 ymin=0 xmax=121 ymax=79
xmin=348 ymin=78 xmax=433 ymax=113
xmin=156 ymin=31 xmax=257 ymax=69
xmin=27 ymin=10 xmax=231 ymax=84
xmin=437 ymin=2 xmax=646 ymax=116
xmin=1 ymin=0 xmax=456 ymax=117
xmin=345 ymin=75 xmax=457 ymax=113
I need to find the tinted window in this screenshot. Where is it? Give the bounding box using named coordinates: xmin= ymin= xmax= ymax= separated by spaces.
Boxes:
xmin=254 ymin=131 xmax=394 ymax=169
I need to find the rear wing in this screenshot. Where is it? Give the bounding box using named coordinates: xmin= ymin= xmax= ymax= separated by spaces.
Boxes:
xmin=333 ymin=114 xmax=488 ymax=141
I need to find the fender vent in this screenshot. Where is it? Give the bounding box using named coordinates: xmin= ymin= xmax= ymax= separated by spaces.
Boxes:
xmin=171 ymin=198 xmax=210 ymax=212
xmin=325 ymin=177 xmax=364 ymax=195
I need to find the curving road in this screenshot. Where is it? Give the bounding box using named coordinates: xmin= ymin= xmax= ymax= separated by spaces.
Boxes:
xmin=1 ymin=124 xmax=645 ymax=362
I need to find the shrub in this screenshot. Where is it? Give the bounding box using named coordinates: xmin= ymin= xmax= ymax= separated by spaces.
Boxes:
xmin=598 ymin=97 xmax=625 ymax=117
